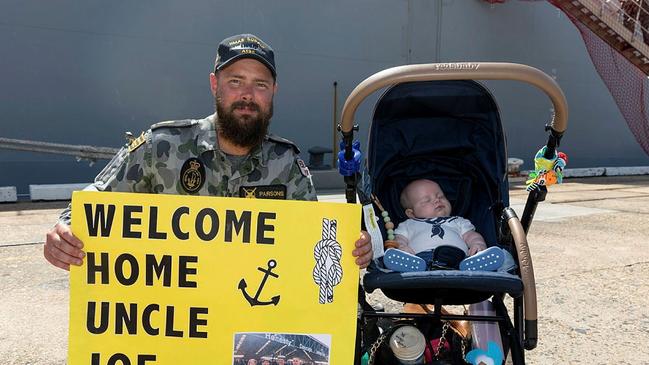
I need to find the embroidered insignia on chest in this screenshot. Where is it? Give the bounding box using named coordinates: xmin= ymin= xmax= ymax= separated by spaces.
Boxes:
xmin=128 ymin=131 xmax=146 ymax=152
xmin=239 ymin=185 xmax=287 ymax=199
xmin=296 ymin=158 xmax=311 ymax=177
xmin=180 ymin=158 xmax=205 ymax=193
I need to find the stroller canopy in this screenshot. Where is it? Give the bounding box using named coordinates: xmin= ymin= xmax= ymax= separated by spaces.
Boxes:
xmin=367 ymin=80 xmax=510 ymax=244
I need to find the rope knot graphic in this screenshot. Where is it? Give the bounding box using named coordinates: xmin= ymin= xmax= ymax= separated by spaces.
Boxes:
xmin=312 ymin=218 xmax=343 ymax=304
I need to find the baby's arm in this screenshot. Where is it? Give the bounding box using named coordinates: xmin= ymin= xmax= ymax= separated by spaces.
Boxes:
xmin=463 ymin=230 xmax=487 ymax=256
xmin=393 ymin=234 xmax=416 ymax=254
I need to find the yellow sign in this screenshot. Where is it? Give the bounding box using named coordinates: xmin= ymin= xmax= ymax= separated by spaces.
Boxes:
xmin=69 ymin=191 xmax=361 ymax=365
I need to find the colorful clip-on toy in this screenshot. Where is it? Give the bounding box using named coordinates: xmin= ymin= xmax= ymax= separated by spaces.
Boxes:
xmin=525 ymin=146 xmax=568 ymax=191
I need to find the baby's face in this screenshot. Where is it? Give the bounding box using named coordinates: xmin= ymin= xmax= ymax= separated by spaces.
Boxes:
xmin=405 ymin=180 xmax=452 ymax=218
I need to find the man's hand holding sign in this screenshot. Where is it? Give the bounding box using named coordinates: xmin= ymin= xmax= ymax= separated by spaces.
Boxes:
xmin=70 ymin=191 xmax=361 ymax=364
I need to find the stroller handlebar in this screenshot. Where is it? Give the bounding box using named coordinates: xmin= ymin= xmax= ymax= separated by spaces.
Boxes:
xmin=339 ymin=62 xmax=568 ymax=135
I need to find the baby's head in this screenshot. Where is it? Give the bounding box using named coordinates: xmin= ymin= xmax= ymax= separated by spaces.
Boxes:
xmin=400 ymin=179 xmax=452 ymax=219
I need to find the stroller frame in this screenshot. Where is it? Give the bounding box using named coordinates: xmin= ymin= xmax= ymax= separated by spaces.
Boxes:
xmin=337 ymin=63 xmax=568 ymax=364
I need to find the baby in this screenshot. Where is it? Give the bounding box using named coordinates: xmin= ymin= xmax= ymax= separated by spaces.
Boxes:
xmin=384 ymin=179 xmax=504 ymax=272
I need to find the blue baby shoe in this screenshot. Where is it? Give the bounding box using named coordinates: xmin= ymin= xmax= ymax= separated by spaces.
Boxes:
xmin=383 ymin=248 xmax=427 ymax=272
xmin=459 ymin=246 xmax=505 ymax=271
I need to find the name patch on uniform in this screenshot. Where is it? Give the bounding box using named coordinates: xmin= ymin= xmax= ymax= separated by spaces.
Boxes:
xmin=239 ymin=185 xmax=287 ymax=199
xmin=180 ymin=158 xmax=205 ymax=193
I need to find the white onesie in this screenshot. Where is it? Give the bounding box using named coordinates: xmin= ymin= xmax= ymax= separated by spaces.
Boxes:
xmin=394 ymin=216 xmax=475 ymax=254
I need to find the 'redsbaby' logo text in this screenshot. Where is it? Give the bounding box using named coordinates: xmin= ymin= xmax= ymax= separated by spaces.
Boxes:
xmin=434 ymin=62 xmax=480 ymax=71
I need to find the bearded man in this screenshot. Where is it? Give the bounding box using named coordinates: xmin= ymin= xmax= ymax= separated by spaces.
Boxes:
xmin=44 ymin=34 xmax=372 ymax=271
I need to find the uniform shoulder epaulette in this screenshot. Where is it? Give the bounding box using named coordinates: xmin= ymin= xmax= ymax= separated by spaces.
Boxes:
xmin=150 ymin=119 xmax=197 ymax=131
xmin=127 ymin=131 xmax=148 ymax=152
xmin=267 ymin=134 xmax=300 ymax=154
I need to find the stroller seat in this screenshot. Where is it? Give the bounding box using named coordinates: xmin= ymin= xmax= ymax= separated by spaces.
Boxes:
xmin=363 ymin=268 xmax=523 ymax=305
xmin=359 ymin=80 xmax=519 ymax=306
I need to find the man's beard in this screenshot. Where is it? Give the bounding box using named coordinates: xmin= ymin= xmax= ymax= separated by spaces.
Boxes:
xmin=215 ymin=97 xmax=273 ymax=149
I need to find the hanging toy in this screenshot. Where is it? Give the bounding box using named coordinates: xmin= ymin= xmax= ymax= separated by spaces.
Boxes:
xmin=525 ymin=146 xmax=568 ymax=191
xmin=554 ymin=151 xmax=568 ymax=183
xmin=465 ymin=341 xmax=504 ymax=365
xmin=369 ymin=194 xmax=398 ymax=248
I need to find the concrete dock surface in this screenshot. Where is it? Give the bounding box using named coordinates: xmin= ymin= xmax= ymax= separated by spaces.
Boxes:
xmin=2 ymin=175 xmax=649 ymax=364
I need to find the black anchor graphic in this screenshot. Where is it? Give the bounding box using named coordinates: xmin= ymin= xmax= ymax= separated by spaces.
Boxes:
xmin=238 ymin=259 xmax=280 ymax=306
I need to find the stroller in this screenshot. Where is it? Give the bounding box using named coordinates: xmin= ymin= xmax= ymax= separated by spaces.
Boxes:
xmin=336 ymin=63 xmax=568 ymax=364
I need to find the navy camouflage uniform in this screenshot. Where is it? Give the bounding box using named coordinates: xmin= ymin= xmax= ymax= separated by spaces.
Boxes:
xmin=58 ymin=114 xmax=316 ymax=225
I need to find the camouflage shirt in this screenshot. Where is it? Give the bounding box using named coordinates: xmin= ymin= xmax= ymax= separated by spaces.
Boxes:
xmin=58 ymin=114 xmax=316 ymax=225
